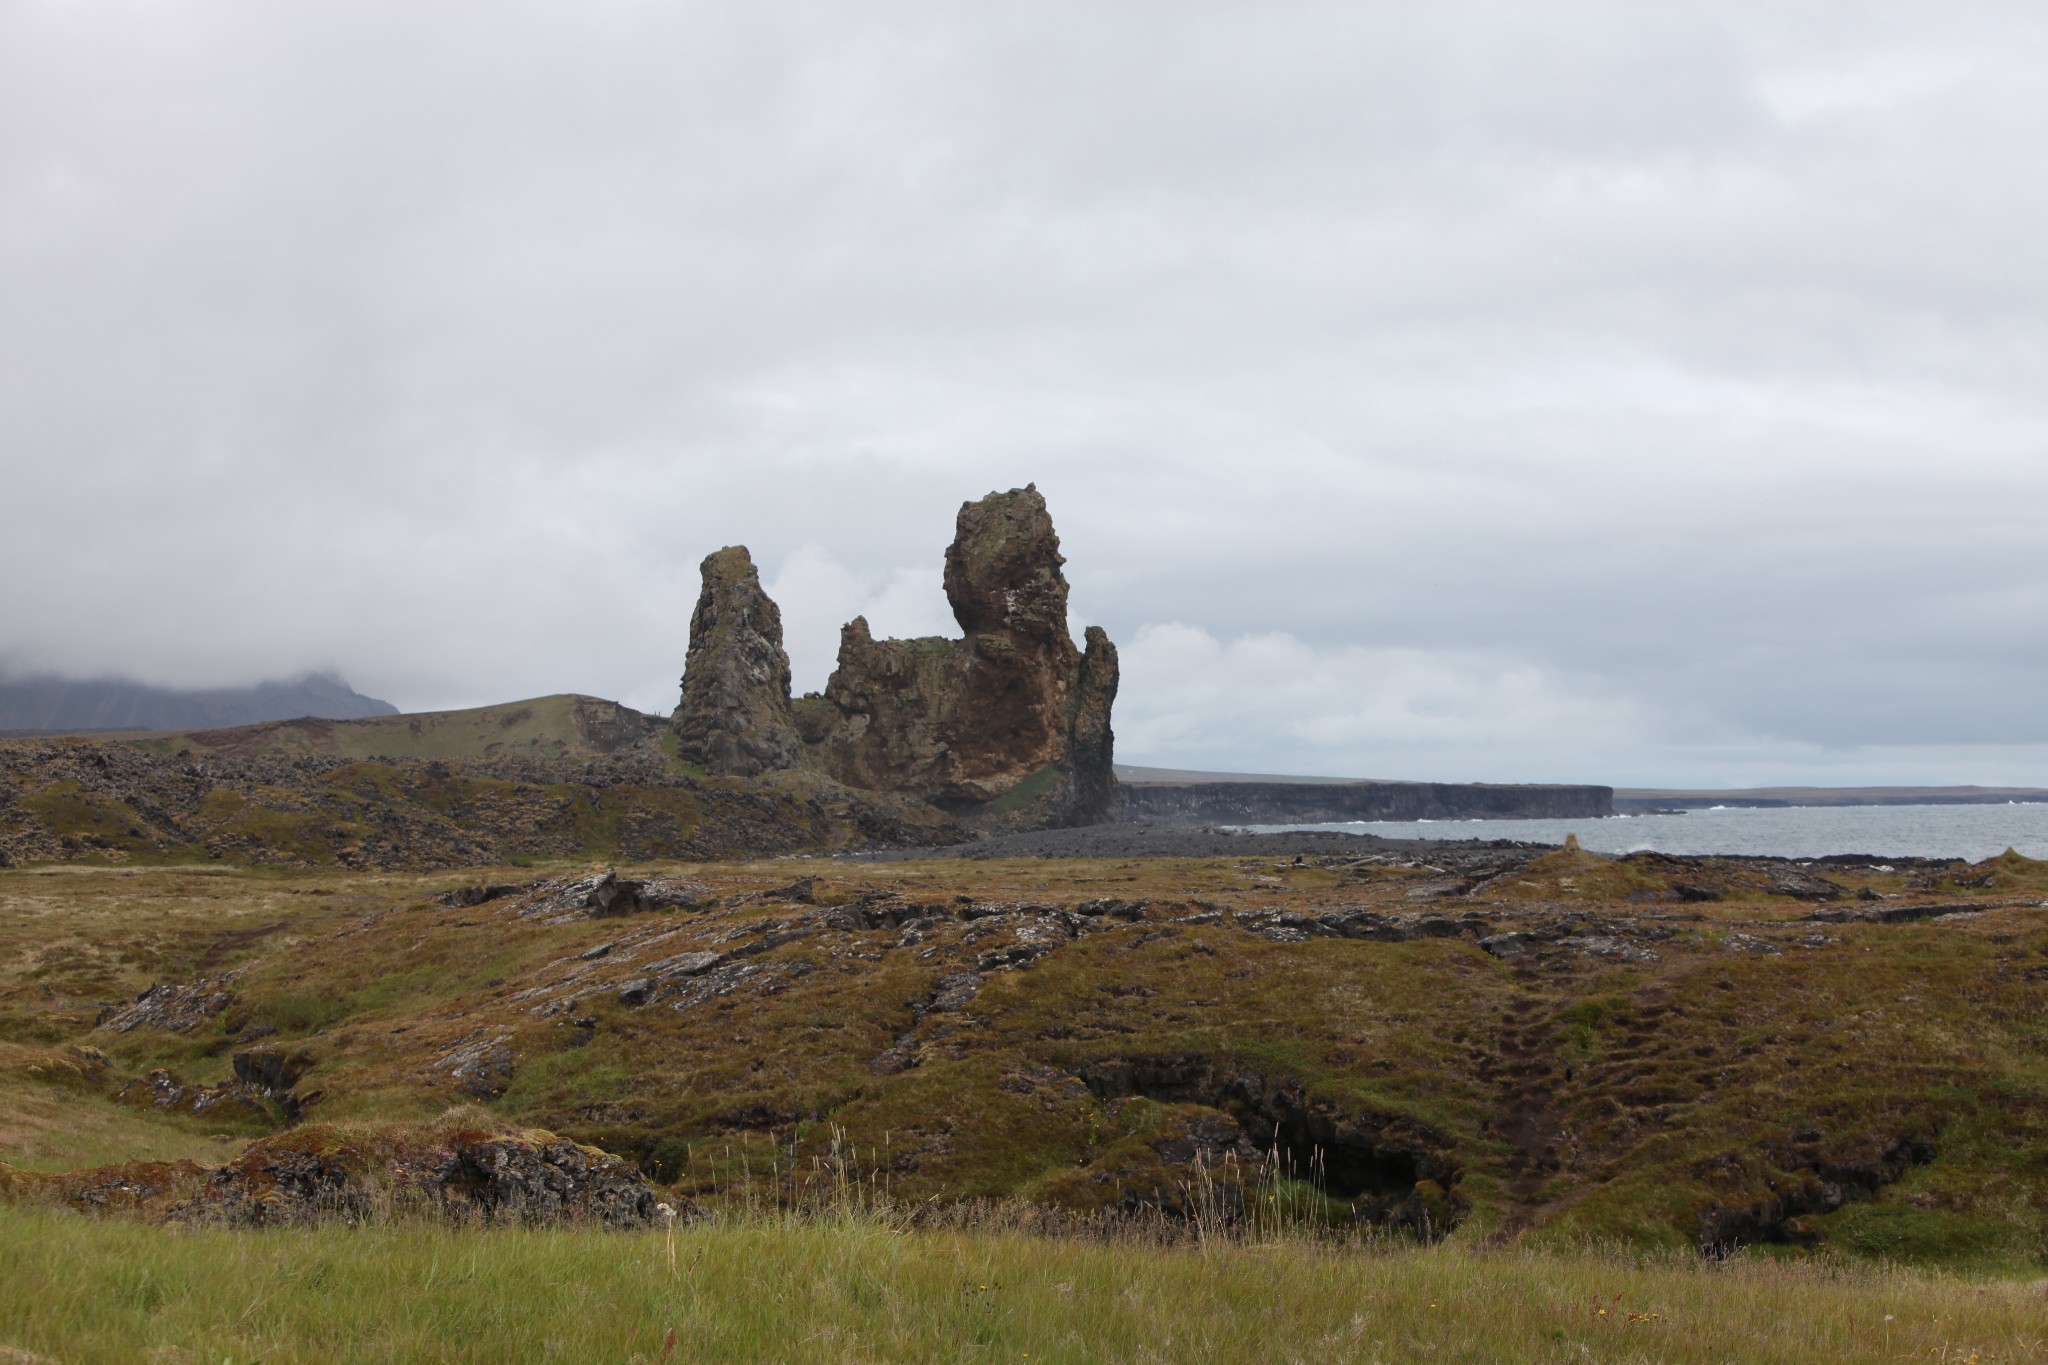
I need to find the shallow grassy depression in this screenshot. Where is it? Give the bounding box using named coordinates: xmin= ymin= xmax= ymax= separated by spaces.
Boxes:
xmin=2 ymin=1209 xmax=2045 ymax=1364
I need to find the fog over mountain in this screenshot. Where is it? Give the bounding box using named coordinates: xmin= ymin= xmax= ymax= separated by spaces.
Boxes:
xmin=0 ymin=673 xmax=396 ymax=734
xmin=2 ymin=3 xmax=2044 ymax=787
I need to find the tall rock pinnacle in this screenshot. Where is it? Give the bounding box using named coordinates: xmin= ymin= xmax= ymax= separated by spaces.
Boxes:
xmin=803 ymin=485 xmax=1120 ymax=825
xmin=670 ymin=546 xmax=803 ymax=777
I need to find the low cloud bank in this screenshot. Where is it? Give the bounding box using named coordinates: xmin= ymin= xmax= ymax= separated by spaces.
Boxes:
xmin=3 ymin=5 xmax=2042 ymax=788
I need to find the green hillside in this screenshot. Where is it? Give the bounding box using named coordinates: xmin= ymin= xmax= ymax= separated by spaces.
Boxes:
xmin=120 ymin=694 xmax=659 ymax=763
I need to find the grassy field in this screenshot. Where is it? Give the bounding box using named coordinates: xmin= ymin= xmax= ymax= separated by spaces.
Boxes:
xmin=1 ymin=1205 xmax=2044 ymax=1364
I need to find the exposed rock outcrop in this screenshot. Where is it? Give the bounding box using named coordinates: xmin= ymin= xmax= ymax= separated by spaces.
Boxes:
xmin=112 ymin=1068 xmax=272 ymax=1123
xmin=670 ymin=547 xmax=804 ymax=777
xmin=1697 ymin=1130 xmax=1937 ymax=1254
xmin=177 ymin=1129 xmax=659 ymax=1228
xmin=800 ymin=486 xmax=1120 ymax=826
xmin=97 ymin=972 xmax=243 ymax=1034
xmin=506 ymin=869 xmax=714 ymax=922
xmin=1077 ymin=1053 xmax=1465 ymax=1236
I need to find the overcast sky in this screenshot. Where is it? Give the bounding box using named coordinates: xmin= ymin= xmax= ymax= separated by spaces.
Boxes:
xmin=3 ymin=2 xmax=2045 ymax=787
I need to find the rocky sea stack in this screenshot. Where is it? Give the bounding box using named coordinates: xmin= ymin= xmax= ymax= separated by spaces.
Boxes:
xmin=805 ymin=485 xmax=1119 ymax=826
xmin=669 ymin=546 xmax=805 ymax=778
xmin=671 ymin=486 xmax=1119 ymax=828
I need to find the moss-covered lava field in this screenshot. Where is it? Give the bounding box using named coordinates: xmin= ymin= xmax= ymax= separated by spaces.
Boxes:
xmin=4 ymin=837 xmax=2046 ymax=1268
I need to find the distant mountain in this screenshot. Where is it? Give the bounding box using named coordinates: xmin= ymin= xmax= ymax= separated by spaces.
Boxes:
xmin=0 ymin=671 xmax=398 ymax=734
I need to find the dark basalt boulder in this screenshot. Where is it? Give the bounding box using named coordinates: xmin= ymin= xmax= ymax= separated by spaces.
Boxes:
xmin=801 ymin=486 xmax=1121 ymax=826
xmin=670 ymin=546 xmax=804 ymax=777
xmin=168 ymin=1123 xmax=661 ymax=1228
xmin=422 ymin=1136 xmax=662 ymax=1227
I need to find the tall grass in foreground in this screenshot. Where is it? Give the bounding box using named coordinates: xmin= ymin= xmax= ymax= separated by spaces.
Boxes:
xmin=0 ymin=1206 xmax=2043 ymax=1364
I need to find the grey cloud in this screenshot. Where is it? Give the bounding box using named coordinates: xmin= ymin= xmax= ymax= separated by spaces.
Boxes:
xmin=1 ymin=2 xmax=2043 ymax=784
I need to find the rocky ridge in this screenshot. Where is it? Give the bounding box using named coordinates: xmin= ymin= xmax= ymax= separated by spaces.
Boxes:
xmin=0 ymin=734 xmax=960 ymax=870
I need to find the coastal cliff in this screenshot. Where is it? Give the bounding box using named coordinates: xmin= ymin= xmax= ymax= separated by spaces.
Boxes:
xmin=1121 ymin=779 xmax=1613 ymax=825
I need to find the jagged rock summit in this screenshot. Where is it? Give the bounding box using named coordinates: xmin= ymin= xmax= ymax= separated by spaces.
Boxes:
xmin=669 ymin=546 xmax=804 ymax=777
xmin=669 ymin=487 xmax=1118 ymax=827
xmin=800 ymin=485 xmax=1119 ymax=826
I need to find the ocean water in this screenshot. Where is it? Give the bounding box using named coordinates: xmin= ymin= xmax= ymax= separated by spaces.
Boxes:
xmin=1242 ymin=802 xmax=2048 ymax=862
